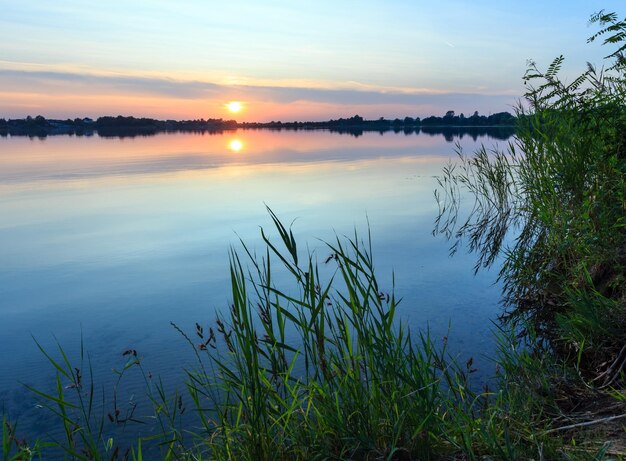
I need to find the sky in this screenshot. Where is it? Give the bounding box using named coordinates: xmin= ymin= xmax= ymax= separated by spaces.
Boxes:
xmin=0 ymin=1 xmax=623 ymax=122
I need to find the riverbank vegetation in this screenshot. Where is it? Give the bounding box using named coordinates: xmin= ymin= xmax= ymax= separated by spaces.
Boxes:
xmin=3 ymin=9 xmax=626 ymax=461
xmin=436 ymin=6 xmax=626 ymax=454
xmin=436 ymin=9 xmax=626 ymax=380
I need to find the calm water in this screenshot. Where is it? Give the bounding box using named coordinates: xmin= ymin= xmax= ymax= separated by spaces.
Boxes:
xmin=1 ymin=129 xmax=507 ymax=442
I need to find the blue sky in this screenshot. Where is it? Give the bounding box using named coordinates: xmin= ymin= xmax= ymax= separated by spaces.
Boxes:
xmin=0 ymin=1 xmax=623 ymax=120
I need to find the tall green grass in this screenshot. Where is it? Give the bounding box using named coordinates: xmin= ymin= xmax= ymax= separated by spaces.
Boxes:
xmin=435 ymin=10 xmax=626 ymax=379
xmin=176 ymin=207 xmax=459 ymax=459
xmin=6 ymin=207 xmax=623 ymax=459
xmin=19 ymin=209 xmax=469 ymax=459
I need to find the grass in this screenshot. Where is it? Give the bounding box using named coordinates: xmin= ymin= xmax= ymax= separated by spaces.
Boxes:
xmin=174 ymin=207 xmax=457 ymax=459
xmin=432 ymin=8 xmax=626 ymax=459
xmin=3 ymin=207 xmax=623 ymax=460
xmin=435 ymin=10 xmax=626 ymax=378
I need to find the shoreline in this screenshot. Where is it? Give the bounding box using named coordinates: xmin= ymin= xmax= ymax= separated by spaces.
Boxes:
xmin=0 ymin=117 xmax=516 ymax=139
xmin=0 ymin=113 xmax=516 ymax=138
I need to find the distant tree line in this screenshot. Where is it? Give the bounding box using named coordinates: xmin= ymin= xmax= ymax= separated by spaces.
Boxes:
xmin=240 ymin=111 xmax=516 ymax=130
xmin=420 ymin=110 xmax=516 ymax=126
xmin=239 ymin=112 xmax=516 ymax=139
xmin=0 ymin=115 xmax=238 ymax=138
xmin=0 ymin=111 xmax=517 ymax=139
xmin=95 ymin=116 xmax=237 ymax=136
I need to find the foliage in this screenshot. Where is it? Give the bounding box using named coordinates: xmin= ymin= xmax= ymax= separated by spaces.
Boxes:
xmin=175 ymin=207 xmax=457 ymax=459
xmin=435 ymin=10 xmax=626 ymax=378
xmin=2 ymin=415 xmax=44 ymax=461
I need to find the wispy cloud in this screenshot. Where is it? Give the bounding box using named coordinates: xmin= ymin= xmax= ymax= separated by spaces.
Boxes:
xmin=0 ymin=66 xmax=517 ymax=119
xmin=0 ymin=69 xmax=223 ymax=99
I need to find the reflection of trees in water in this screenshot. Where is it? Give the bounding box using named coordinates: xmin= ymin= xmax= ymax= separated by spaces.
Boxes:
xmin=289 ymin=125 xmax=514 ymax=141
xmin=418 ymin=126 xmax=515 ymax=142
xmin=1 ymin=124 xmax=516 ymax=141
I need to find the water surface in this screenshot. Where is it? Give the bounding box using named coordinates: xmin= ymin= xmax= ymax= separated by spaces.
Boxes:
xmin=0 ymin=129 xmax=507 ymax=440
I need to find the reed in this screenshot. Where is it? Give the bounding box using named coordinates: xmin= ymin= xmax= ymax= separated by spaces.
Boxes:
xmin=172 ymin=206 xmax=457 ymax=459
xmin=435 ymin=10 xmax=626 ymax=379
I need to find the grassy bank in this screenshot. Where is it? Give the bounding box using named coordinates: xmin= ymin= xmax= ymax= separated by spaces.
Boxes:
xmin=3 ymin=9 xmax=626 ymax=461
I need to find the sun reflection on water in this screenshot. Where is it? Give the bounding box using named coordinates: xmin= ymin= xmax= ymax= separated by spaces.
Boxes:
xmin=228 ymin=139 xmax=244 ymax=152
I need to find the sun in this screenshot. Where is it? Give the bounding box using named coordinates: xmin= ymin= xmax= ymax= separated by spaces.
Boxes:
xmin=226 ymin=101 xmax=242 ymax=113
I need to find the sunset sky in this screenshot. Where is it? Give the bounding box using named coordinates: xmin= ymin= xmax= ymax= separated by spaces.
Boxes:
xmin=1 ymin=1 xmax=623 ymax=122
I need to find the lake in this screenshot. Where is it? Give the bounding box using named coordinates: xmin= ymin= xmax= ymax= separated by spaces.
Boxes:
xmin=0 ymin=128 xmax=508 ymax=443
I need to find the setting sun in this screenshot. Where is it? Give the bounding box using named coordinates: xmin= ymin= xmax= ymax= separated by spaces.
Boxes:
xmin=226 ymin=101 xmax=243 ymax=113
